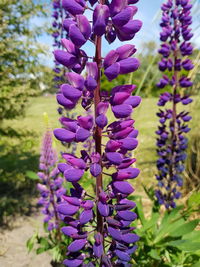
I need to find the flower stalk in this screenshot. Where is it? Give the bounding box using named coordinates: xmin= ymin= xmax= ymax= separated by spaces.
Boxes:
xmin=156 ymin=0 xmax=194 ymax=209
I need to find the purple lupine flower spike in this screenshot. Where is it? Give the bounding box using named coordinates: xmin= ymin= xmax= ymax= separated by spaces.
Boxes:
xmin=156 ymin=0 xmax=194 ymax=209
xmin=54 ymin=0 xmax=142 ymax=265
xmin=37 ymin=126 xmax=66 ymax=234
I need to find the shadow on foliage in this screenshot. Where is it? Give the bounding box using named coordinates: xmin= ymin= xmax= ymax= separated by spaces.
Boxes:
xmin=0 ymin=127 xmax=39 ymax=227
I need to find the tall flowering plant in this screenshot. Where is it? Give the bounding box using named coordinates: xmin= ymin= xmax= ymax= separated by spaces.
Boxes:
xmin=155 ymin=0 xmax=194 ymax=209
xmin=37 ymin=124 xmax=66 ymax=237
xmin=53 ymin=0 xmax=142 ymax=266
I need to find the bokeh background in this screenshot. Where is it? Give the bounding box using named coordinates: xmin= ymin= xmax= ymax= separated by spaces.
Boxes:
xmin=0 ymin=0 xmax=199 ymax=266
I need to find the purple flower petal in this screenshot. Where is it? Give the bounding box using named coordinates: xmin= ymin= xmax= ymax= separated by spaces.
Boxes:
xmin=117 ymin=211 xmax=137 ymax=221
xmin=104 ymin=62 xmax=120 ymax=81
xmin=77 ymin=15 xmax=91 ymax=40
xmin=113 ymin=181 xmax=134 ymax=194
xmin=120 ymin=138 xmax=138 ymax=150
xmin=54 ymin=50 xmax=77 ymax=68
xmin=93 ymin=243 xmax=103 ymax=258
xmin=115 ymin=250 xmax=131 ymax=262
xmin=112 ymin=7 xmax=134 ymax=27
xmin=54 ymin=128 xmax=76 ymax=142
xmin=107 ymin=226 xmax=122 ymax=241
xmin=79 ymin=209 xmax=93 ymax=225
xmin=62 ymin=0 xmax=84 ymax=16
xmin=63 ymin=259 xmax=83 ymax=267
xmin=123 ymin=96 xmax=141 ymax=108
xmin=112 ymin=104 xmax=132 ymax=118
xmin=90 ymin=163 xmax=102 ymax=177
xmin=78 ymin=115 xmax=94 ymax=130
xmin=96 ymin=114 xmax=108 ymax=129
xmin=98 ymin=201 xmax=109 ymax=217
xmin=75 ymin=127 xmax=91 ymax=142
xmin=56 ymin=94 xmax=76 ymax=109
xmin=122 ymin=233 xmax=140 ymax=244
xmin=119 ymin=58 xmax=140 ymax=75
xmin=61 ymin=226 xmax=78 ymax=237
xmin=61 ymin=84 xmax=82 ymax=101
xmin=64 ymin=168 xmax=84 ymax=182
xmin=57 ymin=203 xmax=79 ymax=215
xmin=69 ymin=24 xmax=86 ymax=48
xmin=68 ymin=239 xmax=87 ymax=252
xmin=66 ymin=72 xmax=85 ymax=90
xmin=106 ymin=152 xmax=123 ymax=165
xmin=93 ymin=4 xmax=110 ymax=36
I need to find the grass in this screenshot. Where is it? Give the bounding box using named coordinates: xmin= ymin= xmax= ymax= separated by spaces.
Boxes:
xmin=2 ymin=95 xmax=200 ymax=192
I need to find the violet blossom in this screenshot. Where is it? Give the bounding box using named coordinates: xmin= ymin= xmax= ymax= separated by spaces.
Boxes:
xmin=37 ymin=128 xmax=66 ymax=232
xmin=53 ymin=0 xmax=142 ymax=266
xmin=155 ymin=0 xmax=194 ymax=209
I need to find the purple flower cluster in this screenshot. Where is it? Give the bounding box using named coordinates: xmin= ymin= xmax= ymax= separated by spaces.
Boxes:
xmin=37 ymin=129 xmax=66 ymax=231
xmin=52 ymin=0 xmax=68 ymax=88
xmin=53 ymin=0 xmax=142 ymax=266
xmin=155 ymin=0 xmax=193 ymax=209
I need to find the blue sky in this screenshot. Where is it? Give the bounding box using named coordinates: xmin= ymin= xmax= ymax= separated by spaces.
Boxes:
xmin=36 ymin=0 xmax=200 ymax=66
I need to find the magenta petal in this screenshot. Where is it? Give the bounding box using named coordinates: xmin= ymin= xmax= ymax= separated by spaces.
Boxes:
xmin=63 ymin=19 xmax=76 ymax=31
xmin=96 ymin=114 xmax=108 ymax=129
xmin=124 ymin=96 xmax=141 ymax=108
xmin=116 ymin=44 xmax=137 ymax=60
xmin=113 ymin=181 xmax=134 ymax=194
xmin=106 ymin=152 xmax=123 ymax=165
xmin=62 ymin=0 xmax=84 ymax=16
xmin=119 ymin=58 xmax=140 ymax=75
xmin=107 ymin=226 xmax=122 ymax=241
xmin=90 ymin=163 xmax=102 ymax=177
xmin=97 ymin=102 xmax=109 ymax=115
xmin=106 ymin=140 xmax=121 ymax=152
xmin=79 ymin=209 xmax=93 ymax=225
xmin=93 ymin=4 xmax=110 ymax=36
xmin=66 ymin=72 xmax=85 ymax=90
xmin=57 ymin=163 xmax=73 ymax=173
xmin=117 ymin=211 xmax=137 ymax=221
xmin=68 ymin=239 xmax=87 ymax=252
xmin=54 ymin=128 xmax=75 ymax=142
xmin=104 ymin=62 xmax=120 ymax=81
xmin=69 ymin=24 xmax=86 ymax=48
xmin=57 ymin=203 xmax=79 ymax=215
xmin=86 ymin=62 xmax=98 ymax=80
xmin=104 ymin=50 xmax=119 ymax=69
xmin=98 ymin=201 xmax=109 ymax=217
xmin=112 ymin=92 xmax=130 ymax=105
xmin=63 ymin=259 xmax=83 ymax=267
xmin=122 ymin=233 xmax=140 ymax=243
xmin=64 ymin=168 xmax=84 ymax=182
xmin=61 ymin=226 xmax=78 ymax=237
xmin=78 ymin=115 xmax=93 ymax=130
xmin=93 ymin=243 xmax=103 ymax=258
xmin=77 ymin=15 xmax=91 ymax=40
xmin=61 ymin=84 xmax=82 ymax=101
xmin=112 ymin=104 xmax=132 ymax=118
xmin=75 ymin=127 xmax=90 ymax=142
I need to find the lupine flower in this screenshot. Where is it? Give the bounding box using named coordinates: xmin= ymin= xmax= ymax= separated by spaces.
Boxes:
xmin=54 ymin=0 xmax=142 ymax=266
xmin=37 ymin=124 xmax=66 ymax=232
xmin=52 ymin=0 xmax=69 ymax=89
xmin=155 ymin=0 xmax=194 ymax=209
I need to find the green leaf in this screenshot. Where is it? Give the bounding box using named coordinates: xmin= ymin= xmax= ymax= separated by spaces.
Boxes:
xmin=148 ymin=249 xmax=161 ymax=260
xmin=192 ymin=261 xmax=200 ymax=267
xmin=26 ymin=170 xmax=38 ymax=180
xmin=187 ymin=192 xmax=200 ymax=209
xmin=26 ymin=233 xmax=37 ymax=252
xmin=169 ymin=219 xmax=199 ymax=237
xmin=167 ymin=239 xmax=200 ymax=252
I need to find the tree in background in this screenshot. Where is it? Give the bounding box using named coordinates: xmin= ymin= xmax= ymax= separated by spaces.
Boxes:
xmin=0 ymin=0 xmax=47 ymax=121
